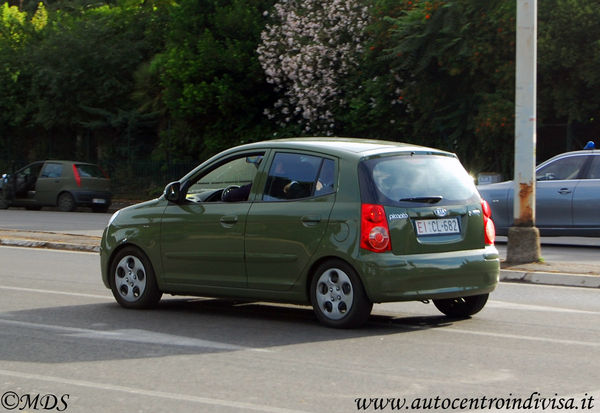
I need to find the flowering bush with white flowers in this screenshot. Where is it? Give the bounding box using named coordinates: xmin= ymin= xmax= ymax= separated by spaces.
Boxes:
xmin=257 ymin=0 xmax=369 ymax=134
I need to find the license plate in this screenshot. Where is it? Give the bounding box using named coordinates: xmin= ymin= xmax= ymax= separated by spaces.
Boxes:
xmin=92 ymin=198 xmax=106 ymax=204
xmin=415 ymin=218 xmax=460 ymax=236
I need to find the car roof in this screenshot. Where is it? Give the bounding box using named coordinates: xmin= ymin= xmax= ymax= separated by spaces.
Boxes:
xmin=228 ymin=137 xmax=454 ymax=160
xmin=539 ymin=149 xmax=600 ymax=166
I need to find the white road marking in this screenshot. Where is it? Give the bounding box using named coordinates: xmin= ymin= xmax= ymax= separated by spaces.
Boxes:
xmin=0 ymin=369 xmax=311 ymax=413
xmin=0 ymin=318 xmax=269 ymax=352
xmin=488 ymin=299 xmax=600 ymax=315
xmin=444 ymin=327 xmax=599 ymax=347
xmin=0 ymin=285 xmax=111 ymax=300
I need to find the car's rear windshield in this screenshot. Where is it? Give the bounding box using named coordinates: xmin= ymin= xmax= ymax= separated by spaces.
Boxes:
xmin=358 ymin=153 xmax=479 ymax=206
xmin=75 ymin=164 xmax=105 ymax=178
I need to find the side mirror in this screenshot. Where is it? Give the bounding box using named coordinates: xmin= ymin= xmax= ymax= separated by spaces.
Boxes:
xmin=164 ymin=181 xmax=182 ymax=203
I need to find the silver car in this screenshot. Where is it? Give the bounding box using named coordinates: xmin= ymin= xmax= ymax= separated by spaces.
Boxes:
xmin=477 ymin=149 xmax=600 ymax=236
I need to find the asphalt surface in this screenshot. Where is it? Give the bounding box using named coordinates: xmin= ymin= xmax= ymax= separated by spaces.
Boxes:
xmin=2 ymin=247 xmax=598 ymax=413
xmin=0 ymin=226 xmax=598 ymax=289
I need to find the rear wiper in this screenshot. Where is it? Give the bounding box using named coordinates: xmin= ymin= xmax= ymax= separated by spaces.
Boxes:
xmin=399 ymin=196 xmax=443 ymax=204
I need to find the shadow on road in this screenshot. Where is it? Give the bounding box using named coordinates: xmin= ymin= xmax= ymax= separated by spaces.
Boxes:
xmin=0 ymin=298 xmax=460 ymax=364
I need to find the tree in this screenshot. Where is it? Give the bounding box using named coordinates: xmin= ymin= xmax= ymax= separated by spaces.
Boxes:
xmin=20 ymin=1 xmax=164 ymax=160
xmin=155 ymin=0 xmax=276 ymax=161
xmin=257 ymin=0 xmax=370 ymax=135
xmin=538 ymin=0 xmax=600 ymax=151
xmin=383 ymin=0 xmax=516 ymax=175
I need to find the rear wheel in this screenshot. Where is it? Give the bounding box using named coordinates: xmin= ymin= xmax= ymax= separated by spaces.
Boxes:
xmin=57 ymin=192 xmax=76 ymax=212
xmin=109 ymin=246 xmax=162 ymax=309
xmin=433 ymin=293 xmax=489 ymax=318
xmin=310 ymin=259 xmax=372 ymax=328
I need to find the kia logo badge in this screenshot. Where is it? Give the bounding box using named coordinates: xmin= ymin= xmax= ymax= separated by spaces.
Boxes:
xmin=433 ymin=208 xmax=448 ymax=217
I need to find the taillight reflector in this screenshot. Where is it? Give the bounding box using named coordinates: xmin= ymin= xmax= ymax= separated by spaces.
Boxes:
xmin=361 ymin=204 xmax=391 ymax=252
xmin=481 ymin=200 xmax=495 ymax=245
xmin=72 ymin=164 xmax=81 ymax=187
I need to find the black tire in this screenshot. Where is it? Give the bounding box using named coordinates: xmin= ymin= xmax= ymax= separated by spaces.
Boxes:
xmin=109 ymin=246 xmax=162 ymax=309
xmin=57 ymin=192 xmax=76 ymax=212
xmin=310 ymin=259 xmax=372 ymax=328
xmin=433 ymin=293 xmax=489 ymax=318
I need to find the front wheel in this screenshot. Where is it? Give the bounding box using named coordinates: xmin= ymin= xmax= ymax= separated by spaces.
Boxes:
xmin=310 ymin=259 xmax=372 ymax=328
xmin=109 ymin=246 xmax=162 ymax=309
xmin=433 ymin=293 xmax=489 ymax=318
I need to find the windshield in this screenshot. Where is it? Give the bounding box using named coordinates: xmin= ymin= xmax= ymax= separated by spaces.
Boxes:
xmin=359 ymin=154 xmax=479 ymax=206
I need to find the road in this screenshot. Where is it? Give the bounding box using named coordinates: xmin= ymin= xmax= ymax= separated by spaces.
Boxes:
xmin=0 ymin=246 xmax=598 ymax=412
xmin=0 ymin=209 xmax=111 ymax=236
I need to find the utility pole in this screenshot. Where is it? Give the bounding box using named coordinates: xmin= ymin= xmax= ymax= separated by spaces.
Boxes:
xmin=506 ymin=0 xmax=541 ymax=263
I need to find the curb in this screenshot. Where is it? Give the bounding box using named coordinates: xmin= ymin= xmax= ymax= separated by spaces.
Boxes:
xmin=500 ymin=269 xmax=600 ymax=288
xmin=0 ymin=238 xmax=100 ymax=253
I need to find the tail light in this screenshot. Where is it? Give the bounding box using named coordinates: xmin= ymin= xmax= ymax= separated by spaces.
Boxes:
xmin=72 ymin=164 xmax=81 ymax=187
xmin=99 ymin=166 xmax=110 ymax=179
xmin=360 ymin=204 xmax=391 ymax=252
xmin=481 ymin=200 xmax=495 ymax=245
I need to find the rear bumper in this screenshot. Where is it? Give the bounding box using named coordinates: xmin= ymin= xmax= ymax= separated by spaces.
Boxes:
xmin=357 ymin=246 xmax=500 ymax=302
xmin=72 ymin=190 xmax=112 ymax=207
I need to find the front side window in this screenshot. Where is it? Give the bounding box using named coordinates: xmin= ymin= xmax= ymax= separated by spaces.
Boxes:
xmin=536 ymin=155 xmax=587 ymax=181
xmin=186 ymin=153 xmax=264 ymax=202
xmin=263 ymin=153 xmax=335 ymax=201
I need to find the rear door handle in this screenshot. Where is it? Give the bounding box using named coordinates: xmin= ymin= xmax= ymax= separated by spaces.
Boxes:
xmin=301 ymin=215 xmax=321 ymax=226
xmin=220 ymin=215 xmax=238 ymax=226
xmin=558 ymin=188 xmax=572 ymax=195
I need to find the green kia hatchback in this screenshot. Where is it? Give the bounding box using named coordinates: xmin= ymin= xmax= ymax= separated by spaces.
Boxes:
xmin=100 ymin=138 xmax=499 ymax=328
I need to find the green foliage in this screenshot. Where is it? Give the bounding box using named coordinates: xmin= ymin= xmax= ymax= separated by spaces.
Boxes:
xmin=335 ymin=0 xmax=413 ymax=141
xmin=538 ymin=0 xmax=600 ymax=124
xmin=381 ymin=0 xmax=516 ymax=175
xmin=154 ymin=0 xmax=277 ymax=161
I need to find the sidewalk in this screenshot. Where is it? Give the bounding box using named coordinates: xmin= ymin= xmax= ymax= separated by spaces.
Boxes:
xmin=0 ymin=229 xmax=598 ymax=288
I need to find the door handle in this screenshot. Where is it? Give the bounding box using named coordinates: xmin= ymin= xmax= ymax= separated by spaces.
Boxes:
xmin=220 ymin=215 xmax=238 ymax=225
xmin=557 ymin=188 xmax=572 ymax=195
xmin=301 ymin=215 xmax=321 ymax=226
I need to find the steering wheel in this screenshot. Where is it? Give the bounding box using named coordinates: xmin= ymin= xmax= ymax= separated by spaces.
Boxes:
xmin=221 ymin=185 xmax=240 ymax=201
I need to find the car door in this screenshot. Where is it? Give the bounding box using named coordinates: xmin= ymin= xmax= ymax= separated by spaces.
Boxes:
xmin=535 ymin=154 xmax=588 ymax=229
xmin=35 ymin=162 xmax=65 ymax=205
xmin=572 ymin=154 xmax=600 ymax=229
xmin=160 ymin=152 xmax=265 ymax=288
xmin=245 ymin=152 xmax=337 ymax=291
xmin=12 ymin=162 xmax=43 ymax=203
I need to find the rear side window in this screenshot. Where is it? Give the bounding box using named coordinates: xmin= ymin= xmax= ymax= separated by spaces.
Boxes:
xmin=359 ymin=154 xmax=478 ymax=206
xmin=75 ymin=164 xmax=104 ymax=178
xmin=41 ymin=163 xmax=63 ymax=178
xmin=588 ymin=156 xmax=600 ymax=179
xmin=263 ymin=153 xmax=335 ymax=201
